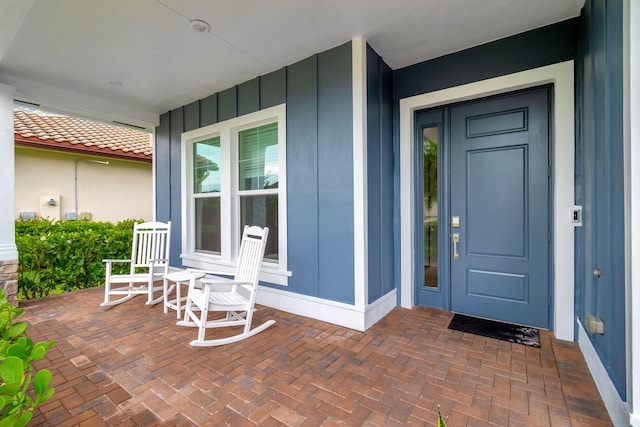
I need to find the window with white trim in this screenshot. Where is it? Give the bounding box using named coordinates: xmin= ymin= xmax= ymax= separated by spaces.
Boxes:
xmin=181 ymin=104 xmax=289 ymax=285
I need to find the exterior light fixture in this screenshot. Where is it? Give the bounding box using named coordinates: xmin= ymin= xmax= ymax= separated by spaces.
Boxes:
xmin=189 ymin=19 xmax=210 ymax=33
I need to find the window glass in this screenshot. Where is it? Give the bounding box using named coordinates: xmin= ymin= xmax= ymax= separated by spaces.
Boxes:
xmin=423 ymin=127 xmax=438 ymax=288
xmin=238 ymin=123 xmax=278 ymax=190
xmin=183 ymin=104 xmax=287 ymax=283
xmin=193 ymin=137 xmax=220 ymax=193
xmin=240 ymin=195 xmax=278 ymax=261
xmin=195 ymin=197 xmax=221 ymax=254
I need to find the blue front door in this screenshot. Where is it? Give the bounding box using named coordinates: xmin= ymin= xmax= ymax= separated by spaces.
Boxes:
xmin=449 ymin=87 xmax=550 ymax=328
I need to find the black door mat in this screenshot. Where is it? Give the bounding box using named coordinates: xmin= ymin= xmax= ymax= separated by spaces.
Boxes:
xmin=448 ymin=313 xmax=541 ymax=348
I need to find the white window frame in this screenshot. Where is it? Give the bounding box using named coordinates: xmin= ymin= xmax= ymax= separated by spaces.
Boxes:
xmin=181 ymin=104 xmax=290 ymax=285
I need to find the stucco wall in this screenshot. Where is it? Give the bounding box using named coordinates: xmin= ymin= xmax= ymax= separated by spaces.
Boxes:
xmin=15 ymin=147 xmax=152 ymax=222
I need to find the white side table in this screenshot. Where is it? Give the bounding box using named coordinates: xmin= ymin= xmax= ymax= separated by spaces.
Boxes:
xmin=163 ymin=270 xmax=205 ymax=319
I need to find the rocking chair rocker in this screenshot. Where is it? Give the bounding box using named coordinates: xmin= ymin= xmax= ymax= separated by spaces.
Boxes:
xmin=178 ymin=225 xmax=274 ymax=346
xmin=100 ymin=221 xmax=171 ymax=307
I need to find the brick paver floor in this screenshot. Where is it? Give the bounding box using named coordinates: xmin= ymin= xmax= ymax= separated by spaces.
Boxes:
xmin=20 ymin=286 xmax=612 ymax=426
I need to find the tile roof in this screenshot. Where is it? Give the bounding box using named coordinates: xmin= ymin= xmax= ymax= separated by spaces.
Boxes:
xmin=13 ymin=107 xmax=152 ymax=161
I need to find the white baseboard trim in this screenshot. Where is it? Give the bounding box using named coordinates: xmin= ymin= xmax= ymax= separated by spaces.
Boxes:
xmin=0 ymin=244 xmax=18 ymax=261
xmin=364 ymin=290 xmax=397 ymax=330
xmin=577 ymin=320 xmax=631 ymax=427
xmin=256 ymin=286 xmax=397 ymax=332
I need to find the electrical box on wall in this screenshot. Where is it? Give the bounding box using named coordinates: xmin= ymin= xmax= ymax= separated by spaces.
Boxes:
xmin=586 ymin=315 xmax=604 ymax=335
xmin=40 ymin=194 xmax=61 ymax=220
xmin=571 ymin=205 xmax=583 ymax=227
xmin=20 ymin=211 xmax=36 ymax=220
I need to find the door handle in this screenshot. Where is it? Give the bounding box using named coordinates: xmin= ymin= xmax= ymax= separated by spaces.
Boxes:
xmin=452 ymin=233 xmax=460 ymax=260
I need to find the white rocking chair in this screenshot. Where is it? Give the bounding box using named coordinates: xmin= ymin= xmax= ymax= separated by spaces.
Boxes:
xmin=101 ymin=221 xmax=171 ymax=307
xmin=178 ymin=226 xmax=275 ymax=346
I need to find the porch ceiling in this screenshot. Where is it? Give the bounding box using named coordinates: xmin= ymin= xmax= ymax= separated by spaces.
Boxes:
xmin=0 ymin=0 xmax=584 ymax=130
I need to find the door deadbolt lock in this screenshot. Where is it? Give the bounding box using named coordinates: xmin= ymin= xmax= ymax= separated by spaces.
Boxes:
xmin=593 ymin=268 xmax=601 ymax=278
xmin=452 ymin=233 xmax=460 ymax=260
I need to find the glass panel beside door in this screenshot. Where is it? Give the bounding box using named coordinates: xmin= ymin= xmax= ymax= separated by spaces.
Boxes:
xmin=415 ymin=107 xmax=448 ymax=310
xmin=423 ymin=127 xmax=438 ymax=288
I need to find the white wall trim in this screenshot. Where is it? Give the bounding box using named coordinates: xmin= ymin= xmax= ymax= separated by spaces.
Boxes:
xmin=0 ymin=83 xmax=17 ymax=261
xmin=578 ymin=321 xmax=631 ymax=426
xmin=352 ymin=37 xmax=368 ymax=308
xmin=399 ymin=60 xmax=575 ymax=341
xmin=625 ymin=0 xmax=640 ymax=422
xmin=364 ymin=289 xmax=397 ymax=330
xmin=256 ymin=285 xmax=396 ymax=332
xmin=0 ymin=244 xmax=18 ymax=261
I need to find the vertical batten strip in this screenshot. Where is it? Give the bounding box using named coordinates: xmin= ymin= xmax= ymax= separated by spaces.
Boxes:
xmin=352 ymin=38 xmax=368 ymax=309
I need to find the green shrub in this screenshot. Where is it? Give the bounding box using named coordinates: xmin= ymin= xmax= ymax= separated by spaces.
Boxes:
xmin=0 ymin=289 xmax=55 ymax=426
xmin=15 ymin=219 xmax=140 ymax=300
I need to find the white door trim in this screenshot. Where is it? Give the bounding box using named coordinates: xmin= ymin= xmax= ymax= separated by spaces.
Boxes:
xmin=399 ymin=60 xmax=575 ymax=341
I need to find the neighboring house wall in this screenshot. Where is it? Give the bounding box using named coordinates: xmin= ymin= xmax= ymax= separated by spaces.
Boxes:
xmin=15 ymin=147 xmax=152 ymax=222
xmin=575 ymin=0 xmax=628 ymax=419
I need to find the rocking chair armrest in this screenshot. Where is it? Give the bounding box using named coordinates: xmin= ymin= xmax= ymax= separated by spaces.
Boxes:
xmin=102 ymin=259 xmax=132 ymax=264
xmin=200 ymin=277 xmax=253 ymax=287
xmin=185 ymin=268 xmax=232 ymax=277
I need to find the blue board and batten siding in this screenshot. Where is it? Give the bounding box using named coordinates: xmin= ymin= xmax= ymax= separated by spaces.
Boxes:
xmin=575 ymin=0 xmax=626 ymax=399
xmin=286 ymin=56 xmax=320 ymax=299
xmin=366 ymin=46 xmax=394 ymax=304
xmin=155 ymin=113 xmax=171 ymax=222
xmin=393 ymin=19 xmax=579 ymax=101
xmin=155 ymin=42 xmax=357 ymax=304
xmin=153 ymin=7 xmax=629 ymax=410
xmin=392 ymin=18 xmax=578 ymax=306
xmin=316 ymin=45 xmax=355 ymax=303
xmin=391 ymin=8 xmax=626 ymax=401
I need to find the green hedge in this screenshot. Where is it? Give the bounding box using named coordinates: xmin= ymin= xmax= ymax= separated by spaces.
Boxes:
xmin=0 ymin=289 xmax=55 ymax=425
xmin=15 ymin=219 xmax=140 ymax=300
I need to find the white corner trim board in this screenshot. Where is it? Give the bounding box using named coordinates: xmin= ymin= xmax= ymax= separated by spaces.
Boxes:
xmin=0 ymin=84 xmax=18 ymax=261
xmin=256 ymin=285 xmax=396 ymax=332
xmin=625 ymin=0 xmax=640 ymax=420
xmin=352 ymin=37 xmax=368 ymax=308
xmin=399 ymin=60 xmax=575 ymax=341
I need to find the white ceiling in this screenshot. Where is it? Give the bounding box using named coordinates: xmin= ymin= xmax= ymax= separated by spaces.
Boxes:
xmin=0 ymin=0 xmax=584 ymax=130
